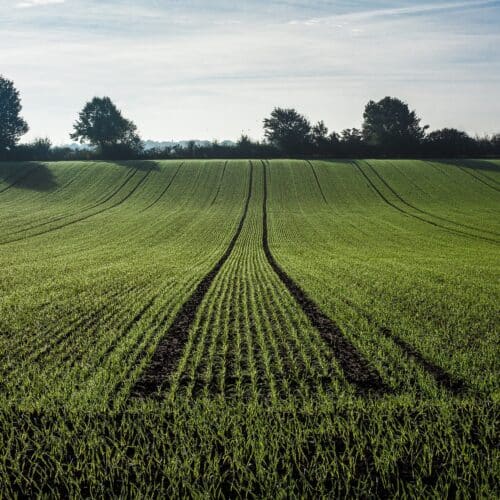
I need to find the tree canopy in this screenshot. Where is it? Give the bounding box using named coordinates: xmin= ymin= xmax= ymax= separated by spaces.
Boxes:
xmin=362 ymin=97 xmax=428 ymax=154
xmin=70 ymin=97 xmax=143 ymax=158
xmin=425 ymin=128 xmax=477 ymax=156
xmin=0 ymin=75 xmax=29 ymax=155
xmin=263 ymin=108 xmax=312 ymax=155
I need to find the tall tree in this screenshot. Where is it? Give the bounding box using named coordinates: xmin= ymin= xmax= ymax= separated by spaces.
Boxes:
xmin=311 ymin=121 xmax=329 ymax=154
xmin=0 ymin=76 xmax=29 ymax=154
xmin=70 ymin=97 xmax=143 ymax=158
xmin=263 ymin=108 xmax=312 ymax=155
xmin=362 ymin=97 xmax=427 ymax=154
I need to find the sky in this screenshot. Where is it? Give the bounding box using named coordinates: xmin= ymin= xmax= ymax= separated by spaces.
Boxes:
xmin=1 ymin=0 xmax=499 ymax=144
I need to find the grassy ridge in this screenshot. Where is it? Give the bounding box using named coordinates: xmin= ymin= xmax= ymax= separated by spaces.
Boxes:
xmin=0 ymin=159 xmax=498 ymax=496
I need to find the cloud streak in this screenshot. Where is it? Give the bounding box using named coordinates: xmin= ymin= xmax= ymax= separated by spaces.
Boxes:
xmin=289 ymin=1 xmax=498 ymax=25
xmin=16 ymin=0 xmax=64 ymax=8
xmin=1 ymin=0 xmax=499 ymax=142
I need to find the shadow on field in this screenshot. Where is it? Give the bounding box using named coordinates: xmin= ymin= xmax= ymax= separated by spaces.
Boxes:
xmin=0 ymin=162 xmax=58 ymax=192
xmin=441 ymin=159 xmax=500 ymax=173
xmin=112 ymin=160 xmax=161 ymax=171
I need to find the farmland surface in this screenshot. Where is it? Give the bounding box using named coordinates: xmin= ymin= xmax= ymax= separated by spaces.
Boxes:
xmin=0 ymin=159 xmax=499 ymax=497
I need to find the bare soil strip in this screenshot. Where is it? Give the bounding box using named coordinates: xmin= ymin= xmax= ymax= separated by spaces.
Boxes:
xmin=262 ymin=161 xmax=389 ymax=395
xmin=353 ymin=162 xmax=498 ymax=244
xmin=131 ymin=162 xmax=254 ymax=399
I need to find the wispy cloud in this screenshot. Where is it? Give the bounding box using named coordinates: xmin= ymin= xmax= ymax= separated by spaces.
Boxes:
xmin=1 ymin=0 xmax=499 ymax=141
xmin=289 ymin=1 xmax=498 ymax=25
xmin=16 ymin=0 xmax=64 ymax=8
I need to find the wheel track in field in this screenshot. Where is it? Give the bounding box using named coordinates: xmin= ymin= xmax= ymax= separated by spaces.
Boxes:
xmin=210 ymin=161 xmax=228 ymax=206
xmin=171 ymin=168 xmax=337 ymax=402
xmin=454 ymin=162 xmax=500 ymax=193
xmin=130 ymin=161 xmax=254 ymax=399
xmin=304 ymin=160 xmax=373 ymax=239
xmin=2 ymin=167 xmax=138 ymax=237
xmin=306 ymin=160 xmax=327 ymax=204
xmin=390 ymin=160 xmax=500 ymax=236
xmin=341 ymin=297 xmax=466 ymax=394
xmin=108 ymin=278 xmax=200 ymax=407
xmin=0 ymin=169 xmax=153 ymax=245
xmin=140 ymin=162 xmax=184 ymax=213
xmin=367 ymin=161 xmax=500 ymax=238
xmin=353 ymin=161 xmax=499 ymax=244
xmin=262 ymin=161 xmax=389 ymax=395
xmin=131 ymin=159 xmax=387 ymax=400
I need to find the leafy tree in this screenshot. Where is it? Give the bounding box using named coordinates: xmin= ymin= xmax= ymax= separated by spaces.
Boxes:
xmin=311 ymin=121 xmax=329 ymax=153
xmin=338 ymin=128 xmax=365 ymax=156
xmin=70 ymin=97 xmax=143 ymax=158
xmin=425 ymin=128 xmax=477 ymax=157
xmin=362 ymin=97 xmax=428 ymax=154
xmin=490 ymin=134 xmax=500 ymax=155
xmin=14 ymin=137 xmax=52 ymax=161
xmin=263 ymin=108 xmax=312 ymax=155
xmin=0 ymin=75 xmax=29 ymax=154
xmin=236 ymin=134 xmax=254 ymax=157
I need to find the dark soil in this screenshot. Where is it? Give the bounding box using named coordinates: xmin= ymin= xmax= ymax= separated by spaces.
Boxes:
xmin=131 ymin=162 xmax=254 ymax=399
xmin=261 ymin=161 xmax=389 ymax=396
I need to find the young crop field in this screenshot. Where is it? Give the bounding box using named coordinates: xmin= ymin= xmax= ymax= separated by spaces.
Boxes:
xmin=0 ymin=159 xmax=498 ymax=497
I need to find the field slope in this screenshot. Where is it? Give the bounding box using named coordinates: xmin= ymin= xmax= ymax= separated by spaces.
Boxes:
xmin=0 ymin=159 xmax=498 ymax=497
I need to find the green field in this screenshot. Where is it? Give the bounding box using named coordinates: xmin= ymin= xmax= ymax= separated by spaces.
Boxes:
xmin=0 ymin=159 xmax=498 ymax=497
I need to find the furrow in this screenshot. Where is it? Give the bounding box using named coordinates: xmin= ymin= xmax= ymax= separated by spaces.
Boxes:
xmin=0 ymin=169 xmax=153 ymax=245
xmin=140 ymin=162 xmax=184 ymax=213
xmin=262 ymin=160 xmax=389 ymax=396
xmin=342 ymin=298 xmax=466 ymax=394
xmin=210 ymin=160 xmax=228 ymax=206
xmin=353 ymin=161 xmax=499 ymax=244
xmin=5 ymin=167 xmax=139 ymax=237
xmin=368 ymin=161 xmax=500 ymax=239
xmin=306 ymin=160 xmax=328 ymax=204
xmin=130 ymin=161 xmax=253 ymax=399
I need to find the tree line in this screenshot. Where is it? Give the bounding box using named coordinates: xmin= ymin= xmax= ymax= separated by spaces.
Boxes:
xmin=1 ymin=75 xmax=499 ymax=161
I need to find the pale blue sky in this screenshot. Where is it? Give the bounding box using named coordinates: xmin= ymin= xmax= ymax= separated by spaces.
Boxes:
xmin=1 ymin=0 xmax=499 ymax=143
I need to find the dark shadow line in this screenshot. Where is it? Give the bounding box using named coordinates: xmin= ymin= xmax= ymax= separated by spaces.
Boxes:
xmin=262 ymin=160 xmax=389 ymax=396
xmin=454 ymin=163 xmax=500 ymax=193
xmin=341 ymin=298 xmax=466 ymax=394
xmin=0 ymin=285 xmax=136 ymax=381
xmin=140 ymin=162 xmax=184 ymax=213
xmin=109 ymin=296 xmax=180 ymax=407
xmin=6 ymin=168 xmax=138 ymax=236
xmin=66 ymin=291 xmax=161 ymax=375
xmin=0 ymin=169 xmax=152 ymax=246
xmin=130 ymin=161 xmax=253 ymax=399
xmin=353 ymin=162 xmax=498 ymax=244
xmin=306 ymin=160 xmax=327 ymax=204
xmin=210 ymin=160 xmax=228 ymax=207
xmin=0 ymin=164 xmax=38 ymax=194
xmin=366 ymin=161 xmax=500 ymax=238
